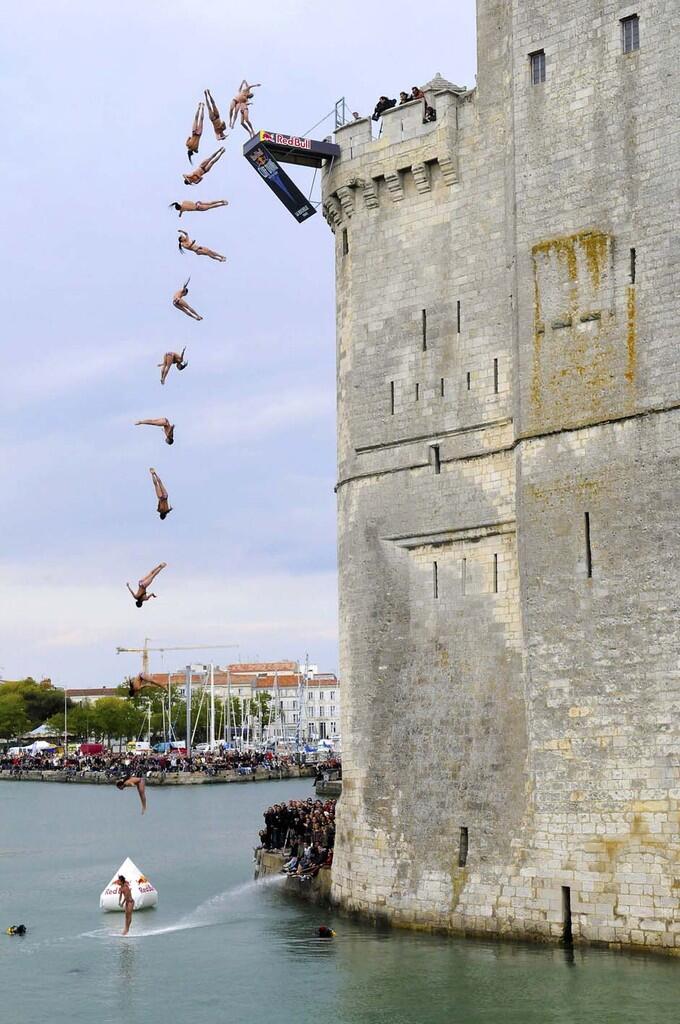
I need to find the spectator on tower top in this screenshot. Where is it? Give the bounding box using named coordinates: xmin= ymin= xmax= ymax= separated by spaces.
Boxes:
xmin=372 ymin=96 xmax=397 ymax=121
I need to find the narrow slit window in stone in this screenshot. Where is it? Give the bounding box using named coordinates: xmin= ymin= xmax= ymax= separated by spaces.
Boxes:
xmin=621 ymin=14 xmax=639 ymax=54
xmin=584 ymin=511 xmax=593 ymax=578
xmin=459 ymin=827 xmax=469 ymax=867
xmin=562 ymin=886 xmax=573 ymax=945
xmin=530 ymin=50 xmax=546 ymax=85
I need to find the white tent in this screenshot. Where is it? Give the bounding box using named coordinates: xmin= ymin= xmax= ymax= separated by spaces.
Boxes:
xmin=100 ymin=857 xmax=158 ymax=912
xmin=26 ymin=740 xmax=56 ymax=754
xmin=27 ymin=724 xmax=58 ymax=737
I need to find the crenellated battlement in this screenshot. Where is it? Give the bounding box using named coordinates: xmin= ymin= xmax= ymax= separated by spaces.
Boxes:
xmin=322 ymin=77 xmax=470 ymax=229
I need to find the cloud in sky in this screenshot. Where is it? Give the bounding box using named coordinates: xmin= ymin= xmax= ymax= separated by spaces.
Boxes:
xmin=0 ymin=0 xmax=477 ymax=685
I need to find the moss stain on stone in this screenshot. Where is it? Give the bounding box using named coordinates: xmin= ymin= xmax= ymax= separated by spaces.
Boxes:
xmin=626 ymin=285 xmax=636 ymax=383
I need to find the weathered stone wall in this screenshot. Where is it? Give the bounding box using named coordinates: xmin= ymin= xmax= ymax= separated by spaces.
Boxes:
xmin=323 ymin=0 xmax=680 ymax=951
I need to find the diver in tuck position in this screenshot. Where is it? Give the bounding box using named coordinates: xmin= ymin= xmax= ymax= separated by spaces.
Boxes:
xmin=126 ymin=562 xmax=167 ymax=607
xmin=158 ymin=348 xmax=188 ymax=385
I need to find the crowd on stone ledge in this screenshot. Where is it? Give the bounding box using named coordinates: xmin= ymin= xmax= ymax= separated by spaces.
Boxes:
xmin=370 ymin=86 xmax=436 ymax=124
xmin=260 ymin=798 xmax=336 ymax=880
xmin=0 ymin=749 xmax=301 ymax=778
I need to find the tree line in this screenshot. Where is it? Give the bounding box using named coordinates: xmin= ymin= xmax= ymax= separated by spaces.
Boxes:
xmin=0 ymin=678 xmax=271 ymax=746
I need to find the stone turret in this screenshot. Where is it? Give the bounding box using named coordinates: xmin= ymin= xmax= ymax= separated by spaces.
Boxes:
xmin=324 ymin=0 xmax=680 ymax=954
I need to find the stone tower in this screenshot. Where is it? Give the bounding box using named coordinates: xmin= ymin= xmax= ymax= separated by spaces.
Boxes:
xmin=322 ymin=0 xmax=680 ymax=951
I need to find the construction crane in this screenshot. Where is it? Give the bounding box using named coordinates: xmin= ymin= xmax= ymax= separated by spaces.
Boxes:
xmin=115 ymin=638 xmax=239 ymax=676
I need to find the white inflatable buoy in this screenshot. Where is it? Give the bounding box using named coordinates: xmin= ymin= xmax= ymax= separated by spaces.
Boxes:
xmin=99 ymin=857 xmax=158 ymax=912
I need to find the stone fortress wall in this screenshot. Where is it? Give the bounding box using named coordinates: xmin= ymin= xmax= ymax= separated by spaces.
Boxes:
xmin=321 ymin=0 xmax=680 ymax=952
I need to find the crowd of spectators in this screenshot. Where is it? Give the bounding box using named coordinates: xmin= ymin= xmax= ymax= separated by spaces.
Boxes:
xmin=371 ymin=86 xmax=436 ymax=124
xmin=260 ymin=798 xmax=336 ymax=881
xmin=0 ymin=749 xmax=309 ymax=779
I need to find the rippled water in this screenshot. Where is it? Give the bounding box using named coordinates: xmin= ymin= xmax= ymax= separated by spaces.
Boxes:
xmin=1 ymin=780 xmax=678 ymax=1024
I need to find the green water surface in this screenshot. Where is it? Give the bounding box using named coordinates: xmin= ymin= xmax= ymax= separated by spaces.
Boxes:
xmin=0 ymin=780 xmax=677 ymax=1023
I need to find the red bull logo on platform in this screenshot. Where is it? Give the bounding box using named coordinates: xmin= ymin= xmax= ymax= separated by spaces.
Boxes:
xmin=259 ymin=131 xmax=312 ymax=150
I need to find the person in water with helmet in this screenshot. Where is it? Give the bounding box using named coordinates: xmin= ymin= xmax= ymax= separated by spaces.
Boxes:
xmin=6 ymin=925 xmax=27 ymax=936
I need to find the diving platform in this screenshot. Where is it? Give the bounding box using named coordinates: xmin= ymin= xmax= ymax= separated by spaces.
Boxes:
xmin=243 ymin=130 xmax=340 ymax=223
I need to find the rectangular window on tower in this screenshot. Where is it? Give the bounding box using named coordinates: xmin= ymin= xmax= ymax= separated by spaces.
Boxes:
xmin=621 ymin=14 xmax=640 ymax=53
xmin=342 ymin=228 xmax=349 ymax=256
xmin=530 ymin=49 xmax=546 ymax=85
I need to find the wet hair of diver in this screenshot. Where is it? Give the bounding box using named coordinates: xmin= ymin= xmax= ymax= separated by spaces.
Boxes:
xmin=160 ymin=511 xmax=167 ymax=520
xmin=169 ymin=203 xmax=182 ymax=211
xmin=135 ymin=599 xmax=143 ymax=608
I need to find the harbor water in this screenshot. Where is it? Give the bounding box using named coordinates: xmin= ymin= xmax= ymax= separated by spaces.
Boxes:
xmin=1 ymin=780 xmax=678 ymax=1023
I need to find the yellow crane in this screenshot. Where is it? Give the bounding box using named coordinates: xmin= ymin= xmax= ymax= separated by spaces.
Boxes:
xmin=115 ymin=638 xmax=239 ymax=676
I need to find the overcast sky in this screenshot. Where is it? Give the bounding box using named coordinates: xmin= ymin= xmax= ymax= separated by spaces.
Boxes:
xmin=0 ymin=0 xmax=477 ymax=687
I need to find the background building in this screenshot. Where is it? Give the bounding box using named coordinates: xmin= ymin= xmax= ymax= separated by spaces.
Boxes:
xmin=148 ymin=662 xmax=340 ymax=742
xmin=322 ymin=1 xmax=679 ymax=952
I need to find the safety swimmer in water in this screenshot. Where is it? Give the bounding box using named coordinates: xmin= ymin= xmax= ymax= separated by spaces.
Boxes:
xmin=317 ymin=925 xmax=336 ymax=938
xmin=169 ymin=200 xmax=229 ymax=218
xmin=117 ymin=875 xmax=135 ymax=935
xmin=126 ymin=562 xmax=167 ymax=607
xmin=149 ymin=467 xmax=172 ymax=519
xmin=177 ymin=230 xmax=226 ymax=262
xmin=135 ymin=417 xmax=175 ymax=445
xmin=185 ymin=101 xmax=204 ymax=162
xmin=182 ymin=147 xmax=224 ymax=186
xmin=172 ymin=278 xmax=203 ymax=321
xmin=116 ymin=777 xmax=147 ymax=815
xmin=158 ymin=348 xmax=188 ymax=385
xmin=6 ymin=925 xmax=27 ymax=936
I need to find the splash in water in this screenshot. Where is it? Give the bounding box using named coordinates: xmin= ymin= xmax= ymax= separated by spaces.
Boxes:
xmin=83 ymin=872 xmax=286 ymax=940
